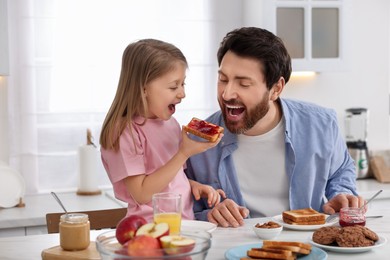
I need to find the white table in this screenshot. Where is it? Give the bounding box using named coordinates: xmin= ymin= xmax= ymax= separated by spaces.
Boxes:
xmin=0 ymin=207 xmax=389 ymax=260
xmin=0 ymin=178 xmax=387 ymax=238
xmin=210 ymin=210 xmax=390 ymax=260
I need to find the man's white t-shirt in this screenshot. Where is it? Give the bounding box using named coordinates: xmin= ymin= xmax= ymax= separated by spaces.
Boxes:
xmin=232 ymin=117 xmax=289 ymax=217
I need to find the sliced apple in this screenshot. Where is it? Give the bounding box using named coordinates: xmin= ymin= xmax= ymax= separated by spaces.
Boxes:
xmin=135 ymin=222 xmax=169 ymax=239
xmin=127 ymin=234 xmax=163 ymax=257
xmin=115 ymin=215 xmax=147 ymax=245
xmin=160 ymin=235 xmax=196 ymax=255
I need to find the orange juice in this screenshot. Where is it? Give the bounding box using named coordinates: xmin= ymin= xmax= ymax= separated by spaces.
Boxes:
xmin=154 ymin=212 xmax=181 ymax=235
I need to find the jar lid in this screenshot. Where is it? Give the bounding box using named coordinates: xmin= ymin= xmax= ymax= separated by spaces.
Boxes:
xmin=60 ymin=213 xmax=89 ymax=223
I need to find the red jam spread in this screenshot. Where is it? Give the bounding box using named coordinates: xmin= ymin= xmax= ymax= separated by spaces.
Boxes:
xmin=339 ymin=219 xmax=366 ymax=227
xmin=188 ymin=119 xmax=220 ymax=135
xmin=339 ymin=207 xmax=366 ymax=227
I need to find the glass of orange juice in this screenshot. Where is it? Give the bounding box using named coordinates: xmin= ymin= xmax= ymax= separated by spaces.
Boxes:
xmin=152 ymin=192 xmax=182 ymax=235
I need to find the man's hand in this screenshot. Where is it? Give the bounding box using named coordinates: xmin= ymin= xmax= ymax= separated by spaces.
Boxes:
xmin=322 ymin=193 xmax=366 ymax=214
xmin=207 ymin=199 xmax=249 ymax=228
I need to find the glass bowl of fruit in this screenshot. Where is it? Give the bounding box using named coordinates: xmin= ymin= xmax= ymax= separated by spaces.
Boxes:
xmin=96 ymin=228 xmax=212 ymax=260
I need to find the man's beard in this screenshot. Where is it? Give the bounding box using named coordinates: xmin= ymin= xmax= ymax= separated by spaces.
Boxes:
xmin=220 ymin=94 xmax=270 ymax=134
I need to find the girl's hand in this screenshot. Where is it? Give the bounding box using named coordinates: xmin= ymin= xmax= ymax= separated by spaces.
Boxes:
xmin=190 ymin=181 xmax=226 ymax=208
xmin=179 ymin=127 xmax=223 ymax=158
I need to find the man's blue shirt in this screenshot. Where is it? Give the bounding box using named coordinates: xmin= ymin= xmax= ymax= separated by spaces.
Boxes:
xmin=186 ymin=98 xmax=357 ymax=221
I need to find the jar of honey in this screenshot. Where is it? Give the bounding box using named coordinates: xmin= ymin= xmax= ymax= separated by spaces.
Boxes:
xmin=339 ymin=207 xmax=366 ymax=227
xmin=59 ymin=213 xmax=90 ymax=251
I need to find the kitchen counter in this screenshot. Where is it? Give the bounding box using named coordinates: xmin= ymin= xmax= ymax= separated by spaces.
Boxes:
xmin=0 ymin=189 xmax=125 ymax=237
xmin=356 ymin=178 xmax=390 ymax=198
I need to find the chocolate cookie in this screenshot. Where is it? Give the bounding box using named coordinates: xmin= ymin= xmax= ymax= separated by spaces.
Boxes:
xmin=352 ymin=225 xmax=379 ymax=241
xmin=336 ymin=226 xmax=375 ymax=247
xmin=312 ymin=226 xmax=341 ymax=245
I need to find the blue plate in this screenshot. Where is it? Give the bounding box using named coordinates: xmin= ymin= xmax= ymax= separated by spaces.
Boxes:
xmin=225 ymin=242 xmax=327 ymax=260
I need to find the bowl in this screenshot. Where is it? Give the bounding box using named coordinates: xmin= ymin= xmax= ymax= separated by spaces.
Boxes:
xmin=252 ymin=221 xmax=283 ymax=240
xmin=96 ymin=230 xmax=211 ymax=260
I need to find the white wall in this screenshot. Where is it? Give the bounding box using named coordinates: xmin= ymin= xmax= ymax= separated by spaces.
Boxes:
xmin=0 ymin=0 xmax=9 ymax=163
xmin=243 ymin=0 xmax=390 ymax=151
xmin=0 ymin=0 xmax=389 ymax=165
xmin=283 ymin=0 xmax=390 ymax=151
xmin=0 ymin=0 xmax=9 ymax=75
xmin=0 ymin=77 xmax=8 ymax=163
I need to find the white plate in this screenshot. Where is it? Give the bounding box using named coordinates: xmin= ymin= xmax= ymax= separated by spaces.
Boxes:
xmin=0 ymin=165 xmax=25 ymax=208
xmin=272 ymin=214 xmax=338 ymax=231
xmin=181 ymin=220 xmax=217 ymax=233
xmin=225 ymin=242 xmax=327 ymax=260
xmin=310 ymin=235 xmax=387 ymax=253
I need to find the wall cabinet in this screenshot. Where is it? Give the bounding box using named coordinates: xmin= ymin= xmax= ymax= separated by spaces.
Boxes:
xmin=263 ymin=0 xmax=348 ymax=72
xmin=0 ymin=227 xmax=25 ymax=237
xmin=0 ymin=226 xmax=47 ymax=238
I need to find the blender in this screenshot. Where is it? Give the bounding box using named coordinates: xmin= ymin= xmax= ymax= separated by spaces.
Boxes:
xmin=344 ymin=108 xmax=370 ymax=179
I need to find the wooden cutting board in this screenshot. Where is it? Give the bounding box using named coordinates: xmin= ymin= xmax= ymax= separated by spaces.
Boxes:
xmin=41 ymin=242 xmax=101 ymax=260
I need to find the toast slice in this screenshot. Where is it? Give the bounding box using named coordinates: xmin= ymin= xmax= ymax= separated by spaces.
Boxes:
xmin=262 ymin=240 xmax=312 ymax=255
xmin=262 ymin=245 xmax=310 ymax=255
xmin=283 ymin=218 xmax=326 ymax=225
xmin=282 ymin=208 xmax=325 ymax=225
xmin=247 ymin=247 xmax=296 ymax=260
xmin=244 ymin=241 xmax=312 ymax=260
xmin=183 ymin=117 xmax=224 ymax=142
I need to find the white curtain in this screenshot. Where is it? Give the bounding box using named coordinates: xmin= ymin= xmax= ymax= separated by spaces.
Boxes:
xmin=8 ymin=0 xmax=39 ymax=194
xmin=7 ymin=0 xmax=222 ymax=194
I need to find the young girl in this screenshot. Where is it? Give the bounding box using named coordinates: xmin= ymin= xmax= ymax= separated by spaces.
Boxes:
xmin=99 ymin=39 xmax=224 ymax=222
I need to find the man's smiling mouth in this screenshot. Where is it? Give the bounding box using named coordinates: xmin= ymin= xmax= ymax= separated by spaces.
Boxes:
xmin=226 ymin=104 xmax=245 ymax=116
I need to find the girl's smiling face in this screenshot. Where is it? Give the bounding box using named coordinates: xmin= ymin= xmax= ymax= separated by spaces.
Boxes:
xmin=144 ymin=61 xmax=186 ymax=120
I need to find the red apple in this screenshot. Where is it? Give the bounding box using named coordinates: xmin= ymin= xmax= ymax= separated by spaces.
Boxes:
xmin=135 ymin=222 xmax=169 ymax=239
xmin=115 ymin=215 xmax=147 ymax=245
xmin=160 ymin=235 xmax=196 ymax=255
xmin=127 ymin=234 xmax=163 ymax=257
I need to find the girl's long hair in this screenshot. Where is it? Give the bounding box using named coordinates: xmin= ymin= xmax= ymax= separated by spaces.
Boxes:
xmin=100 ymin=39 xmax=188 ymax=151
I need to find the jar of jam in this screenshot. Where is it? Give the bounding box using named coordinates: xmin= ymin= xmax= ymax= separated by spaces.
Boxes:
xmin=59 ymin=213 xmax=90 ymax=251
xmin=339 ymin=207 xmax=366 ymax=227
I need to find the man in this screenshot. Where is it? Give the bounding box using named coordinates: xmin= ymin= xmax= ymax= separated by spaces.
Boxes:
xmin=185 ymin=27 xmax=364 ymax=227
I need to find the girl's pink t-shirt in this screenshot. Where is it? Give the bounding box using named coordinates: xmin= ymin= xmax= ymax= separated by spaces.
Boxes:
xmin=100 ymin=116 xmax=195 ymax=222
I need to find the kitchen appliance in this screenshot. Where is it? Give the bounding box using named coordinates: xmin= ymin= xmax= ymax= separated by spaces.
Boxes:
xmin=344 ymin=108 xmax=370 ymax=179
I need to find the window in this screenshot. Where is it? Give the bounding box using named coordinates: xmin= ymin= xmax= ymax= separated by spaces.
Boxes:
xmin=7 ymin=0 xmax=220 ymax=193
